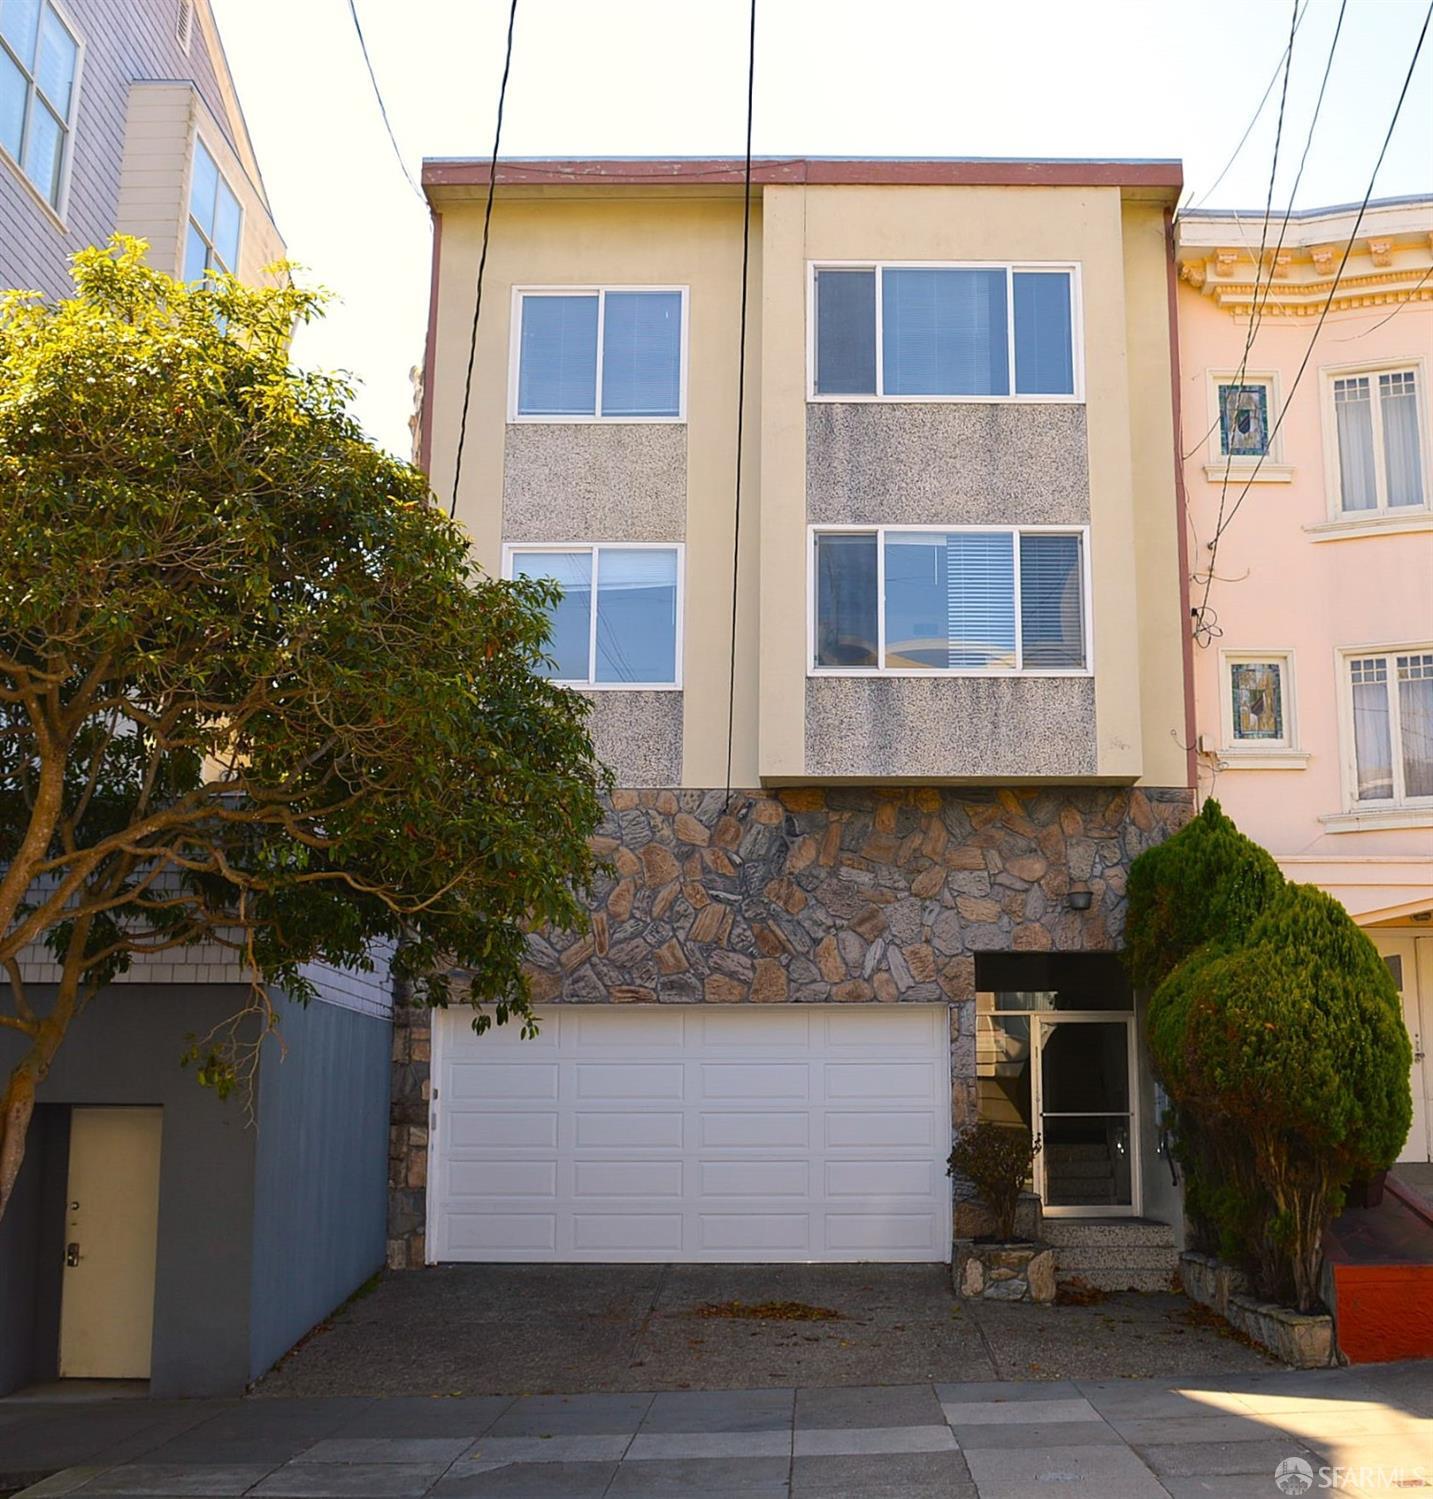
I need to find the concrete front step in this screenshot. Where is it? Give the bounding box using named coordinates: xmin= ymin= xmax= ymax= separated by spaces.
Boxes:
xmin=1042 ymin=1218 xmax=1177 ymax=1248
xmin=1056 ymin=1267 xmax=1179 ymax=1293
xmin=1054 ymin=1247 xmax=1181 ymax=1272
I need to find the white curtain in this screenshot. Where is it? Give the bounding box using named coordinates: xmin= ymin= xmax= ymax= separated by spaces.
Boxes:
xmin=1398 ymin=667 xmax=1433 ymax=799
xmin=1335 ymin=379 xmax=1378 ymax=511
xmin=1381 ymin=373 xmax=1425 ymax=508
xmin=1352 ymin=674 xmax=1394 ymax=800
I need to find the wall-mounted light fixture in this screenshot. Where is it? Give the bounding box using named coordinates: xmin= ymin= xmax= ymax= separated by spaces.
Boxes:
xmin=1067 ymin=886 xmax=1093 ymax=911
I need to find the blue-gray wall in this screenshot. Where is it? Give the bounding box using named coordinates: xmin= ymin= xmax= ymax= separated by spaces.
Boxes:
xmin=248 ymin=992 xmax=390 ymax=1382
xmin=0 ymin=985 xmax=257 ymax=1397
xmin=0 ymin=982 xmax=392 ymax=1396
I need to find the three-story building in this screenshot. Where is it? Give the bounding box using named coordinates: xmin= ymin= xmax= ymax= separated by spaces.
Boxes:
xmin=400 ymin=157 xmax=1195 ymax=1281
xmin=1178 ymin=197 xmax=1433 ymax=1168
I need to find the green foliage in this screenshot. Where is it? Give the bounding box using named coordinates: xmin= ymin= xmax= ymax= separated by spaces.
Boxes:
xmin=948 ymin=1123 xmax=1040 ymax=1241
xmin=0 ymin=240 xmax=608 ymax=1150
xmin=1124 ymin=798 xmax=1284 ymax=991
xmin=1138 ymin=799 xmax=1412 ymax=1312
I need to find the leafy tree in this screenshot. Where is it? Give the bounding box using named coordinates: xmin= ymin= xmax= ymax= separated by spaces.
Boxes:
xmin=1164 ymin=885 xmax=1410 ymax=1311
xmin=0 ymin=240 xmax=606 ymax=1219
xmin=1124 ymin=797 xmax=1284 ymax=990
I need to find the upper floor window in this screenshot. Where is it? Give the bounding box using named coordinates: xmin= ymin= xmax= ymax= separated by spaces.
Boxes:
xmin=505 ymin=543 xmax=682 ymax=688
xmin=1218 ymin=381 xmax=1271 ymax=457
xmin=1346 ymin=649 xmax=1433 ymax=808
xmin=0 ymin=0 xmax=81 ymax=213
xmin=513 ymin=288 xmax=686 ymax=421
xmin=811 ymin=263 xmax=1080 ymax=400
xmin=1329 ymin=364 xmax=1426 ymax=515
xmin=184 ymin=139 xmax=241 ymax=281
xmin=811 ymin=526 xmax=1088 ymax=675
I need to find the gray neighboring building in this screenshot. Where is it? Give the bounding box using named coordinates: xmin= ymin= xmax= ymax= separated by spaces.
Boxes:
xmin=1 ymin=0 xmax=390 ymax=1399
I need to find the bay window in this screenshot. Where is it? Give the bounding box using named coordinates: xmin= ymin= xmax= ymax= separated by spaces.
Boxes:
xmin=1347 ymin=650 xmax=1433 ymax=807
xmin=506 ymin=544 xmax=682 ymax=688
xmin=1329 ymin=366 xmax=1427 ymax=514
xmin=812 ymin=526 xmax=1088 ymax=674
xmin=0 ymin=0 xmax=80 ymax=212
xmin=811 ymin=263 xmax=1079 ymax=400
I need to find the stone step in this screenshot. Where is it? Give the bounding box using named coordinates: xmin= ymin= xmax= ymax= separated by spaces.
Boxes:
xmin=1056 ymin=1267 xmax=1178 ymax=1293
xmin=1042 ymin=1218 xmax=1177 ymax=1248
xmin=1044 ymin=1143 xmax=1114 ymax=1162
xmin=1053 ymin=1246 xmax=1181 ymax=1272
xmin=1047 ymin=1160 xmax=1117 ymax=1181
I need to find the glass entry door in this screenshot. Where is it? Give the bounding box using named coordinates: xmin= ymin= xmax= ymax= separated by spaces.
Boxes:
xmin=1034 ymin=1016 xmax=1139 ymax=1216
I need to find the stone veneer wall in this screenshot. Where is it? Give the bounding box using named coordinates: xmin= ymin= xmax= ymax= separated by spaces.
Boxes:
xmin=388 ymin=784 xmax=1192 ymax=1268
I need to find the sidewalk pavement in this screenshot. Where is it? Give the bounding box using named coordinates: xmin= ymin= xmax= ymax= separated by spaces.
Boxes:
xmin=2 ymin=1362 xmax=1429 ymax=1499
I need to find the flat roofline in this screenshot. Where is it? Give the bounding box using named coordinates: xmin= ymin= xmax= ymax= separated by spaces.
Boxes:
xmin=421 ymin=155 xmax=1183 ymax=192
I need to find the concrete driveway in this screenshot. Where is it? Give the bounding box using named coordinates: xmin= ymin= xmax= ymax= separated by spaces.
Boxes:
xmin=257 ymin=1264 xmax=1274 ymax=1399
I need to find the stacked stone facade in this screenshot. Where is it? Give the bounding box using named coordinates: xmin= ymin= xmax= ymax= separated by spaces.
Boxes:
xmin=387 ymin=783 xmax=1191 ymax=1270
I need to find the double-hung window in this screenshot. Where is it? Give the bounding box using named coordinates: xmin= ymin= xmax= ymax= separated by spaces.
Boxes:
xmin=1345 ymin=649 xmax=1433 ymax=808
xmin=184 ymin=138 xmax=241 ymax=280
xmin=0 ymin=0 xmax=80 ymax=213
xmin=811 ymin=263 xmax=1080 ymax=400
xmin=513 ymin=287 xmax=686 ymax=420
xmin=1328 ymin=364 xmax=1427 ymax=514
xmin=811 ymin=526 xmax=1088 ymax=674
xmin=506 ymin=544 xmax=682 ymax=688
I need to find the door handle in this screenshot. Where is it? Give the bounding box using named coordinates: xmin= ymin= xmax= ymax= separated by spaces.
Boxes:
xmin=65 ymin=1242 xmax=80 ymax=1267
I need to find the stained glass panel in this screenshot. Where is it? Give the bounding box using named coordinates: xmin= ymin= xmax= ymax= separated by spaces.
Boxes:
xmin=1230 ymin=660 xmax=1283 ymax=741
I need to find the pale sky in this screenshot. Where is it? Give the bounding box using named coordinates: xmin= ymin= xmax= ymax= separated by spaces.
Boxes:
xmin=210 ymin=0 xmax=1433 ymax=460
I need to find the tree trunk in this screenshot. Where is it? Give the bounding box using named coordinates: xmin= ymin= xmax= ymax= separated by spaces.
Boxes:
xmin=0 ymin=995 xmax=80 ymax=1224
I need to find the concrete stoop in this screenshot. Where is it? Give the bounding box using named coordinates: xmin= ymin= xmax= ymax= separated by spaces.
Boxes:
xmin=1043 ymin=1217 xmax=1180 ymax=1293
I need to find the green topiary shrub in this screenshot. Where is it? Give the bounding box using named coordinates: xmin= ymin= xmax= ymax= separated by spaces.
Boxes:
xmin=948 ymin=1124 xmax=1041 ymax=1242
xmin=1124 ymin=798 xmax=1284 ymax=991
xmin=1159 ymin=883 xmax=1412 ymax=1311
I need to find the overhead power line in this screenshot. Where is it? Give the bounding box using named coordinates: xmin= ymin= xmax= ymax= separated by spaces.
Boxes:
xmin=1194 ymin=0 xmax=1433 ymax=639
xmin=346 ymin=0 xmax=425 ymax=203
xmin=723 ymin=0 xmax=758 ymax=805
xmin=450 ymin=0 xmax=520 ymax=520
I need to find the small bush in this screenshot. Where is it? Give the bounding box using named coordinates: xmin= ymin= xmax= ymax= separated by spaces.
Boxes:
xmin=948 ymin=1123 xmax=1040 ymax=1241
xmin=1124 ymin=798 xmax=1284 ymax=991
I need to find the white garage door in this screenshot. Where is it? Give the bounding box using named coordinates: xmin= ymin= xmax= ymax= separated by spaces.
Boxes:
xmin=429 ymin=1005 xmax=951 ymax=1263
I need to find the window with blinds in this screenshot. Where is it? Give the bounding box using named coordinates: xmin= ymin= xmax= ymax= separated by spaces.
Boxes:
xmin=811 ymin=263 xmax=1079 ymax=399
xmin=813 ymin=527 xmax=1088 ymax=674
xmin=515 ymin=288 xmax=685 ymax=420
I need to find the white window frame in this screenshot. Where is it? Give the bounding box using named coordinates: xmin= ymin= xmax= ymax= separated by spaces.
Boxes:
xmin=508 ymin=286 xmax=690 ymax=424
xmin=501 ymin=541 xmax=685 ymax=691
xmin=185 ymin=133 xmax=243 ymax=277
xmin=1202 ymin=371 xmax=1293 ymax=483
xmin=806 ymin=261 xmax=1085 ymax=405
xmin=1217 ymin=649 xmax=1307 ymax=768
xmin=1335 ymin=642 xmax=1433 ymax=816
xmin=807 ymin=523 xmax=1093 ymax=678
xmin=1319 ymin=357 xmax=1431 ymax=520
xmin=0 ymin=0 xmax=85 ymax=225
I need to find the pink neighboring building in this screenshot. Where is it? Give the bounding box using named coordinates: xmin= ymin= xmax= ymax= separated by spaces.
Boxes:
xmin=1176 ymin=197 xmax=1433 ymax=1164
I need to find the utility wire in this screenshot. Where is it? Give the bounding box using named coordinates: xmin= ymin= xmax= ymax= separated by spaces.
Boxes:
xmin=1189 ymin=0 xmax=1298 ymax=623
xmin=1195 ymin=0 xmax=1433 ymax=634
xmin=346 ymin=0 xmax=425 ymax=203
xmin=724 ymin=0 xmax=757 ymax=806
xmin=1180 ymin=0 xmax=1348 ymax=462
xmin=1180 ymin=0 xmax=1312 ymax=217
xmin=449 ymin=0 xmax=519 ymax=520
xmin=1333 ymin=262 xmax=1433 ymax=340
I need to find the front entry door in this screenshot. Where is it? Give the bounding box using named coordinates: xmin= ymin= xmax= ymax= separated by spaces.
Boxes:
xmin=59 ymin=1107 xmax=163 ymax=1379
xmin=1378 ymin=934 xmax=1433 ymax=1164
xmin=1034 ymin=1016 xmax=1139 ymax=1216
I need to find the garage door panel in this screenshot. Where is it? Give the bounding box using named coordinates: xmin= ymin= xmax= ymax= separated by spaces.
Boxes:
xmin=573 ymin=1160 xmax=684 ymax=1198
xmin=432 ymin=1006 xmax=950 ymax=1263
xmin=825 ymin=1111 xmax=934 ymax=1148
xmin=700 ymin=1063 xmax=809 ymax=1099
xmin=699 ymin=1160 xmax=810 ymax=1197
xmin=575 ymin=1063 xmax=685 ymax=1099
xmin=574 ymin=1111 xmax=684 ymax=1148
xmin=697 ymin=1213 xmax=811 ymax=1251
xmin=700 ymin=1112 xmax=809 ymax=1148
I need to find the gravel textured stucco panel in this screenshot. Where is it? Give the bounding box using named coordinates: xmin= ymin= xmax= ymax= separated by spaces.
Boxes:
xmin=805 ymin=676 xmax=1098 ymax=778
xmin=583 ymin=691 xmax=684 ymax=787
xmin=504 ymin=424 xmax=687 ymax=541
xmin=807 ymin=404 xmax=1090 ymax=525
